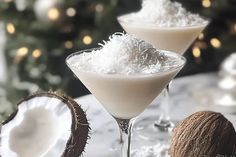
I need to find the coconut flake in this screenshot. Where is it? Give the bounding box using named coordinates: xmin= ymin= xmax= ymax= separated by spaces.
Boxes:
xmin=68 ymin=33 xmax=183 ymax=75
xmin=120 ymin=0 xmax=207 ymax=27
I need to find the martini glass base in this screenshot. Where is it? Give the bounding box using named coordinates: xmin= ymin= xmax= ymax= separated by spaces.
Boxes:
xmin=133 ymin=116 xmax=176 ymax=157
xmin=154 ymin=118 xmax=175 ymax=132
xmin=135 ymin=115 xmax=175 ymax=141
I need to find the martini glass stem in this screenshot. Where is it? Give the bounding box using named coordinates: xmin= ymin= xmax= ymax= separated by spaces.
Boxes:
xmin=155 ymin=84 xmax=173 ymax=129
xmin=115 ymin=118 xmax=135 ymax=157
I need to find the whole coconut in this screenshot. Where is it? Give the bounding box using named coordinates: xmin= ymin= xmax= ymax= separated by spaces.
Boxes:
xmin=170 ymin=111 xmax=236 ymax=157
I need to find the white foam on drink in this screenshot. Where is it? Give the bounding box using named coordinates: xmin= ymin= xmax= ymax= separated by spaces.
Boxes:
xmin=68 ymin=33 xmax=183 ymax=75
xmin=119 ymin=0 xmax=207 ymax=27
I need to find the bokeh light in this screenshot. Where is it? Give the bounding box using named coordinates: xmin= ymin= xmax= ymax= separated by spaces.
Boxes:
xmin=6 ymin=23 xmax=15 ymax=34
xmin=95 ymin=4 xmax=104 ymax=13
xmin=64 ymin=41 xmax=73 ymax=49
xmin=66 ymin=8 xmax=76 ymax=17
xmin=32 ymin=49 xmax=42 ymax=58
xmin=48 ymin=8 xmax=60 ymax=21
xmin=210 ymin=38 xmax=221 ymax=48
xmin=17 ymin=47 xmax=28 ymax=57
xmin=192 ymin=47 xmax=201 ymax=58
xmin=202 ymin=0 xmax=211 ymax=8
xmin=83 ymin=35 xmax=93 ymax=45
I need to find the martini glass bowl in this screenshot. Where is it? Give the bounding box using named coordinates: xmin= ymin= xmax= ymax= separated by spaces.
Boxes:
xmin=118 ymin=16 xmax=208 ymax=55
xmin=66 ymin=48 xmax=186 ymax=157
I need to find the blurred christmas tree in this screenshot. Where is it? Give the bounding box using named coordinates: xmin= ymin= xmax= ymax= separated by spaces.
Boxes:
xmin=0 ymin=0 xmax=140 ymax=120
xmin=179 ymin=0 xmax=236 ymax=74
xmin=0 ymin=0 xmax=235 ymax=120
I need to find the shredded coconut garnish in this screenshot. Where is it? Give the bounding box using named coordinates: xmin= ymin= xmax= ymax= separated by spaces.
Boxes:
xmin=68 ymin=33 xmax=183 ymax=75
xmin=119 ymin=0 xmax=207 ymax=27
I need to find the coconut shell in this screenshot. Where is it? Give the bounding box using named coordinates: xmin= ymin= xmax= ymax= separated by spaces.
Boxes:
xmin=170 ymin=111 xmax=236 ymax=157
xmin=1 ymin=91 xmax=90 ymax=157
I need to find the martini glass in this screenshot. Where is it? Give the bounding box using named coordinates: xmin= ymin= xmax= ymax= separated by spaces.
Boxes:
xmin=118 ymin=16 xmax=208 ymax=140
xmin=66 ymin=48 xmax=185 ymax=157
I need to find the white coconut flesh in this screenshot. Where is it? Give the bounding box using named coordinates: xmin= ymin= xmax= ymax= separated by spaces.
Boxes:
xmin=0 ymin=96 xmax=72 ymax=157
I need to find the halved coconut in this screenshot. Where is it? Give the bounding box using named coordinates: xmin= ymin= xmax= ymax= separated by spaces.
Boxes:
xmin=0 ymin=92 xmax=90 ymax=157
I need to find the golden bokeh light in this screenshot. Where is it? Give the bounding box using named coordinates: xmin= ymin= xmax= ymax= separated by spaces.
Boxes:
xmin=48 ymin=8 xmax=60 ymax=21
xmin=6 ymin=23 xmax=15 ymax=34
xmin=202 ymin=0 xmax=211 ymax=8
xmin=210 ymin=38 xmax=221 ymax=48
xmin=65 ymin=41 xmax=73 ymax=49
xmin=14 ymin=47 xmax=29 ymax=64
xmin=198 ymin=33 xmax=204 ymax=40
xmin=66 ymin=8 xmax=76 ymax=17
xmin=17 ymin=47 xmax=28 ymax=56
xmin=32 ymin=49 xmax=42 ymax=58
xmin=83 ymin=35 xmax=93 ymax=45
xmin=234 ymin=24 xmax=236 ymax=32
xmin=192 ymin=47 xmax=201 ymax=58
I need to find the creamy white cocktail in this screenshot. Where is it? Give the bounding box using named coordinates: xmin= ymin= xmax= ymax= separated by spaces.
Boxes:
xmin=118 ymin=0 xmax=208 ymax=55
xmin=66 ymin=33 xmax=185 ymax=157
xmin=67 ymin=51 xmax=183 ymax=119
xmin=117 ymin=24 xmax=207 ymax=55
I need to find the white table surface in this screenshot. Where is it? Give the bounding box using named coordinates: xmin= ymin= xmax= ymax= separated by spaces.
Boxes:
xmin=75 ymin=72 xmax=236 ymax=157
